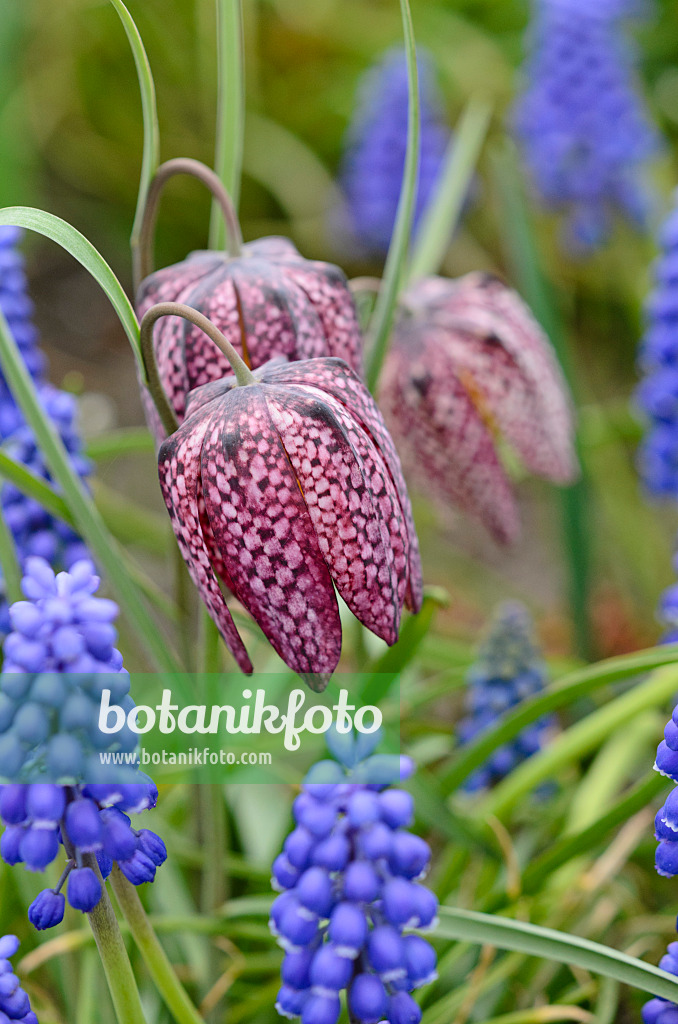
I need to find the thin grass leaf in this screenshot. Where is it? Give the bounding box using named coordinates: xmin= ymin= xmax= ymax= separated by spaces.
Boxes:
xmin=365 ymin=0 xmax=420 ymax=393
xmin=408 ymin=96 xmax=492 ymax=281
xmin=209 ymin=0 xmax=245 ymax=247
xmin=107 ymin=0 xmax=160 ymax=281
xmin=436 ymin=906 xmax=678 ymax=1002
xmin=0 ymin=500 xmax=22 ymax=604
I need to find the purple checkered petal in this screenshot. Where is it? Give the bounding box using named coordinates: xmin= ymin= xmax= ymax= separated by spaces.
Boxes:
xmin=408 ymin=274 xmax=577 ymax=483
xmin=380 ymin=324 xmax=520 ymax=545
xmin=158 ymin=415 xmax=253 ymax=672
xmin=200 ymin=388 xmax=343 ymax=677
xmin=258 ymin=359 xmax=423 ymax=612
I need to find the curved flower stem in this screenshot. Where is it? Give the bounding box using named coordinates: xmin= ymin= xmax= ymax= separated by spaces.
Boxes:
xmin=110 ymin=866 xmax=205 ymax=1024
xmin=136 ymin=157 xmax=243 ymax=290
xmin=83 ymin=857 xmax=149 ymax=1024
xmin=140 ymin=300 xmax=256 ymax=433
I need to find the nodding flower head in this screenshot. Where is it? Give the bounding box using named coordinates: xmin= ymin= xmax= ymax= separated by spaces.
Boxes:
xmin=339 ymin=46 xmax=451 ymax=257
xmin=270 ymin=732 xmax=437 ymax=1024
xmin=379 ymin=273 xmax=577 ymax=544
xmin=0 ymin=934 xmax=39 ymax=1023
xmin=458 ymin=602 xmax=554 ymax=791
xmin=158 ymin=357 xmax=422 ymax=686
xmin=136 ymin=236 xmax=364 ymax=439
xmin=512 ymin=0 xmax=658 ymax=252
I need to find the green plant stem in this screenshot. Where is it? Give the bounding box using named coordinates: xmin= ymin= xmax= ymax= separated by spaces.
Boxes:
xmin=479 ymin=664 xmax=678 ymax=819
xmin=107 ymin=0 xmax=160 ymax=287
xmin=408 ymin=96 xmax=492 ymax=281
xmin=86 ymin=427 xmax=155 ymax=461
xmin=436 ymin=906 xmax=678 ymax=1003
xmin=440 ymin=643 xmax=678 ymax=796
xmin=0 ymin=499 xmax=22 ymax=603
xmin=85 ymin=866 xmax=148 ymax=1024
xmin=110 ymin=866 xmax=205 ymax=1024
xmin=209 ymin=0 xmax=245 ymax=247
xmin=365 ymin=0 xmax=419 ymax=394
xmin=0 ymin=307 xmax=180 ymax=672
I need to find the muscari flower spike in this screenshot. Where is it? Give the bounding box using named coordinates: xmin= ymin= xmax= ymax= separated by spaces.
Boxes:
xmin=636 ymin=191 xmax=678 ymax=499
xmin=0 ymin=558 xmax=166 ymax=929
xmin=458 ymin=602 xmax=554 ymax=791
xmin=0 ymin=934 xmax=38 ymax=1023
xmin=137 ymin=235 xmax=364 ymax=442
xmin=379 ymin=273 xmax=577 ymax=544
xmin=512 ymin=0 xmax=658 ymax=252
xmin=270 ymin=730 xmax=438 ymax=1024
xmin=159 ymin=355 xmax=422 ymax=687
xmin=339 ymin=46 xmax=450 ymax=257
xmin=0 ymin=226 xmax=45 ymax=405
xmin=642 ymin=934 xmax=678 ymax=1023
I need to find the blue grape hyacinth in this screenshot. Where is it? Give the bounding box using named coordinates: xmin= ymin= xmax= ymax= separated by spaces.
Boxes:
xmin=512 ymin=0 xmax=658 ymax=252
xmin=650 ymin=693 xmax=678 ymax=878
xmin=642 ymin=937 xmax=678 ymax=1023
xmin=0 ymin=226 xmax=45 ymax=402
xmin=0 ymin=934 xmax=38 ymax=1023
xmin=270 ymin=732 xmax=438 ymax=1024
xmin=339 ymin=46 xmax=450 ymax=257
xmin=0 ymin=558 xmax=166 ymax=929
xmin=457 ymin=602 xmax=554 ymax=791
xmin=636 ymin=193 xmax=678 ymax=499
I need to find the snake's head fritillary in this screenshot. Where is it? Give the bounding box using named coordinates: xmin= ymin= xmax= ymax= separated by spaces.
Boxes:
xmin=136 ymin=238 xmax=364 ymax=442
xmin=380 ymin=273 xmax=578 ymax=544
xmin=158 ymin=358 xmax=422 ymax=687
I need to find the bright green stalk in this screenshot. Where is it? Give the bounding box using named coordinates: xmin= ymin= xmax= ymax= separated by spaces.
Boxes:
xmin=0 ymin=500 xmax=22 ymax=604
xmin=365 ymin=0 xmax=420 ymax=394
xmin=85 ymin=866 xmax=149 ymax=1024
xmin=480 ymin=664 xmax=678 ymax=819
xmin=209 ymin=0 xmax=245 ymax=248
xmin=110 ymin=867 xmax=205 ymax=1024
xmin=408 ymin=96 xmax=491 ymax=281
xmin=0 ymin=307 xmax=180 ymax=672
xmin=440 ymin=643 xmax=678 ymax=796
xmin=436 ymin=906 xmax=678 ymax=1003
xmin=107 ymin=0 xmax=160 ymax=285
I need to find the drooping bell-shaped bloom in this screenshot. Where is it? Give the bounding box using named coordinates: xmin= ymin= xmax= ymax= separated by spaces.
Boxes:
xmin=271 ymin=731 xmax=437 ymax=1024
xmin=136 ymin=237 xmax=364 ymax=440
xmin=379 ymin=273 xmax=577 ymax=543
xmin=339 ymin=46 xmax=450 ymax=257
xmin=512 ymin=0 xmax=658 ymax=252
xmin=458 ymin=602 xmax=555 ymax=791
xmin=158 ymin=357 xmax=422 ymax=685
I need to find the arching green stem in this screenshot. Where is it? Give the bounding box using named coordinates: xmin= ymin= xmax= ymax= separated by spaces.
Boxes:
xmin=136 ymin=157 xmax=242 ymax=291
xmin=140 ymin=300 xmax=256 ymax=434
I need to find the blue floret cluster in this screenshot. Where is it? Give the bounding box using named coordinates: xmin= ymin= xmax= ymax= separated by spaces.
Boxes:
xmin=0 ymin=934 xmax=38 ymax=1023
xmin=512 ymin=0 xmax=658 ymax=252
xmin=458 ymin=602 xmax=554 ymax=791
xmin=650 ymin=700 xmax=678 ymax=878
xmin=0 ymin=558 xmax=166 ymax=929
xmin=270 ymin=733 xmax=438 ymax=1024
xmin=339 ymin=46 xmax=450 ymax=257
xmin=642 ymin=940 xmax=678 ymax=1023
xmin=0 ymin=226 xmax=91 ymax=630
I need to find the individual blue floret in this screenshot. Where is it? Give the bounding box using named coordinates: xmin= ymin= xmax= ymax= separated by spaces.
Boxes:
xmin=270 ymin=731 xmax=437 ymax=1024
xmin=512 ymin=0 xmax=658 ymax=253
xmin=339 ymin=46 xmax=451 ymax=257
xmin=0 ymin=559 xmax=166 ymax=929
xmin=457 ymin=602 xmax=554 ymax=791
xmin=0 ymin=933 xmax=39 ymax=1023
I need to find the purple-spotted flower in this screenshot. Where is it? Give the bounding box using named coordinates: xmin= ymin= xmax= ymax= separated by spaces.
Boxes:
xmin=0 ymin=934 xmax=38 ymax=1023
xmin=379 ymin=273 xmax=577 ymax=543
xmin=0 ymin=559 xmax=166 ymax=928
xmin=136 ymin=237 xmax=364 ymax=439
xmin=271 ymin=733 xmax=437 ymax=1024
xmin=458 ymin=602 xmax=554 ymax=791
xmin=512 ymin=0 xmax=658 ymax=252
xmin=158 ymin=357 xmax=423 ymax=685
xmin=339 ymin=46 xmax=450 ymax=257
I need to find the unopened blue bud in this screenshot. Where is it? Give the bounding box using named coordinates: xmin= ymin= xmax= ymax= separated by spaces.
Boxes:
xmin=67 ymin=867 xmax=101 ymax=912
xmin=28 ymin=889 xmax=65 ymax=930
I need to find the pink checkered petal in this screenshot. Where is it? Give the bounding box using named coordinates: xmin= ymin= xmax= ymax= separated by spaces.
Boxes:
xmin=281 ymin=263 xmax=364 ymax=375
xmin=259 ymin=358 xmax=423 ymax=612
xmin=408 ymin=273 xmax=577 ymax=483
xmin=200 ymin=386 xmax=342 ymax=679
xmin=158 ymin=415 xmax=253 ymax=672
xmin=381 ymin=330 xmax=520 ymax=545
xmin=267 ymin=387 xmax=400 ymax=644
